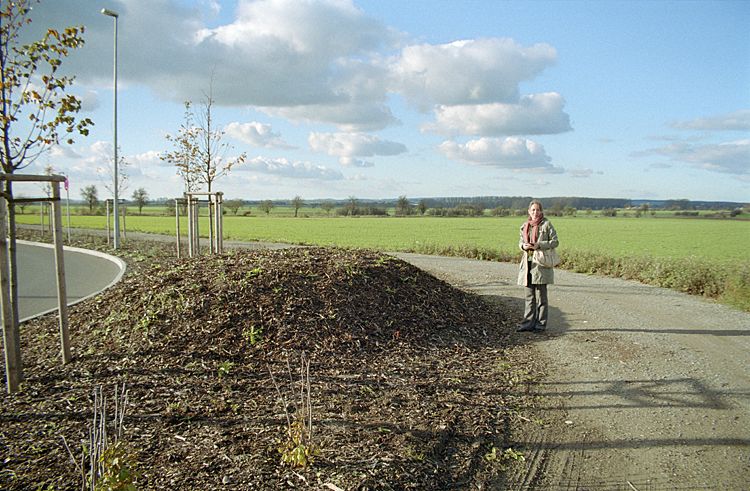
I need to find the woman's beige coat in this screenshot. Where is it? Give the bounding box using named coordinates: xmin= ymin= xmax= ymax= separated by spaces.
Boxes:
xmin=517 ymin=218 xmax=559 ymax=286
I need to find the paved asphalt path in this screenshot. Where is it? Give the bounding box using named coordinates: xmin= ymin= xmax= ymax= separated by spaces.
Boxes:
xmin=16 ymin=240 xmax=126 ymax=322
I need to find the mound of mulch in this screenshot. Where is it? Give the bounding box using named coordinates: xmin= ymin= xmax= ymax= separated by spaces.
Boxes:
xmin=1 ymin=241 xmax=536 ymax=490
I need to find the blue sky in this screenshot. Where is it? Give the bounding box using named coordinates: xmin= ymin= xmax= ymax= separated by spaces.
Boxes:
xmin=17 ymin=0 xmax=750 ymax=202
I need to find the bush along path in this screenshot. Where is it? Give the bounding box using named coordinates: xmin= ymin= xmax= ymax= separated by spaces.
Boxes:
xmin=0 ymin=234 xmax=541 ymax=490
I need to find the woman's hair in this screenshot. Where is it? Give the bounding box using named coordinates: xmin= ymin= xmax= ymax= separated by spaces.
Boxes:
xmin=528 ymin=199 xmax=544 ymax=211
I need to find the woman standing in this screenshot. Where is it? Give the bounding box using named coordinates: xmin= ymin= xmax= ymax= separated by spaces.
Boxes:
xmin=517 ymin=200 xmax=559 ymax=332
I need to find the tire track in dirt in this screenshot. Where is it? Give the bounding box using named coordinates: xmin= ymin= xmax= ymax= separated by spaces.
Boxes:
xmin=394 ymin=253 xmax=750 ymax=490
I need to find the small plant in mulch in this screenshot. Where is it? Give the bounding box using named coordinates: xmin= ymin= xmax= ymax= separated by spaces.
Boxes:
xmin=271 ymin=353 xmax=320 ymax=469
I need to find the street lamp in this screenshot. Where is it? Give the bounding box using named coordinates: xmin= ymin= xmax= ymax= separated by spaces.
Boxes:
xmin=101 ymin=8 xmax=120 ymax=249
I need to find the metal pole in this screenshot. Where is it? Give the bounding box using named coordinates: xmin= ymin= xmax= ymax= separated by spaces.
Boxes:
xmin=102 ymin=9 xmax=120 ymax=249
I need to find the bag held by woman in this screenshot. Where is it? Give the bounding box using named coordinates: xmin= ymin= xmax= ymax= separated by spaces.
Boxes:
xmin=532 ymin=248 xmax=560 ymax=268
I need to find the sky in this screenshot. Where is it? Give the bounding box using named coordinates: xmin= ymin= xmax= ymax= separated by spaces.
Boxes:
xmin=13 ymin=0 xmax=750 ymax=203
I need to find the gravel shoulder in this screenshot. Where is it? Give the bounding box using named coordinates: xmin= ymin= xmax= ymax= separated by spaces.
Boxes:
xmin=395 ymin=253 xmax=750 ymax=490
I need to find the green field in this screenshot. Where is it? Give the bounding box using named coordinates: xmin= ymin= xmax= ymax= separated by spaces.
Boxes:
xmin=17 ymin=211 xmax=750 ymax=310
xmin=18 ymin=213 xmax=750 ymax=263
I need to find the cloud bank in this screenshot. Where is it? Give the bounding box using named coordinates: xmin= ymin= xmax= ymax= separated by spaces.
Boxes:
xmin=27 ymin=0 xmax=572 ymax=179
xmin=439 ymin=137 xmax=562 ymax=173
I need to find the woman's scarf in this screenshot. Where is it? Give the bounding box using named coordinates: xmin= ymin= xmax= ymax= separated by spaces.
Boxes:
xmin=523 ymin=213 xmax=544 ymax=244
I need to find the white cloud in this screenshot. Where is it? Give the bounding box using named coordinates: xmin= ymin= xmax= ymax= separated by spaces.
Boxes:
xmin=26 ymin=1 xmax=566 ymax=136
xmin=225 ymin=122 xmax=294 ymax=149
xmin=242 ymin=156 xmax=343 ymax=180
xmin=264 ymin=102 xmax=398 ymax=132
xmin=27 ymin=0 xmax=394 ymax=106
xmin=391 ymin=38 xmax=556 ymax=109
xmin=49 ymin=145 xmax=83 ymax=160
xmin=129 ymin=150 xmax=163 ymax=170
xmin=77 ymin=90 xmax=101 ymax=112
xmin=670 ymin=109 xmax=750 ymax=132
xmin=308 ymin=132 xmax=407 ymax=166
xmin=568 ymin=168 xmax=601 ymax=179
xmin=636 ymin=139 xmax=750 ymax=175
xmin=425 ymin=93 xmax=572 ymax=136
xmin=439 ymin=137 xmax=563 ymax=173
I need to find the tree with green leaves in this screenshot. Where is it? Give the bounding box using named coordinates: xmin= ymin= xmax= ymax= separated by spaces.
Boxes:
xmin=131 ymin=187 xmax=149 ymax=214
xmin=224 ymin=198 xmax=244 ymax=215
xmin=259 ymin=200 xmax=274 ymax=216
xmin=291 ymin=195 xmax=304 ymax=217
xmin=395 ymin=195 xmax=411 ymax=216
xmin=1 ymin=0 xmax=92 ymax=347
xmin=81 ymin=185 xmax=98 ymax=214
xmin=1 ymin=1 xmax=92 ymax=175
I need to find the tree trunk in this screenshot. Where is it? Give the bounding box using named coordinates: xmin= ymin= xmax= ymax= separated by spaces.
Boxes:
xmin=5 ymin=181 xmax=20 ymax=330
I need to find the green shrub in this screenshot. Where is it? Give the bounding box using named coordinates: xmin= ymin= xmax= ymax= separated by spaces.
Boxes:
xmin=721 ymin=263 xmax=750 ymax=311
xmin=560 ymin=250 xmax=745 ymax=309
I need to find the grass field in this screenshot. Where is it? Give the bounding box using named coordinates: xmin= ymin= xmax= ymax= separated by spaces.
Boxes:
xmin=16 ymin=211 xmax=750 ymax=311
xmin=18 ymin=213 xmax=750 ymax=262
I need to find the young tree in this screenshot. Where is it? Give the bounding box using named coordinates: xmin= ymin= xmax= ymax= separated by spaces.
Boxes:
xmin=417 ymin=199 xmax=428 ymax=216
xmin=81 ymin=185 xmax=98 ymax=213
xmin=193 ymin=87 xmax=246 ymax=192
xmin=131 ymin=187 xmax=149 ymax=214
xmin=165 ymin=90 xmax=244 ymax=253
xmin=1 ymin=1 xmax=92 ymax=343
xmin=291 ymin=195 xmax=304 ymax=217
xmin=161 ymin=101 xmax=200 ymax=194
xmin=98 ymin=146 xmax=130 ymax=198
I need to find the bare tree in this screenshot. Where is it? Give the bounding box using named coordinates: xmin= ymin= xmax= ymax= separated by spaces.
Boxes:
xmin=320 ymin=201 xmax=334 ymax=217
xmin=98 ymin=146 xmax=130 ymax=199
xmin=1 ymin=1 xmax=92 ymax=342
xmin=345 ymin=196 xmax=358 ymax=216
xmin=193 ymin=86 xmax=246 ymax=192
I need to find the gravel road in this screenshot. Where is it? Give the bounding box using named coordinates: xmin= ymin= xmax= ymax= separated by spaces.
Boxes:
xmin=394 ymin=253 xmax=750 ymax=490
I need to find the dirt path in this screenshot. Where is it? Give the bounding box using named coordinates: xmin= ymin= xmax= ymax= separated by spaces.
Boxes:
xmin=394 ymin=253 xmax=750 ymax=490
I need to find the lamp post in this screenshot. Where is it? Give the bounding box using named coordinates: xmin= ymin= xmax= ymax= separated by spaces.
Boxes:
xmin=101 ymin=8 xmax=120 ymax=249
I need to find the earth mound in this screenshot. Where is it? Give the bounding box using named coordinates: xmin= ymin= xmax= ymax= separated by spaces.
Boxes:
xmin=90 ymin=247 xmax=491 ymax=356
xmin=1 ymin=245 xmax=529 ymax=490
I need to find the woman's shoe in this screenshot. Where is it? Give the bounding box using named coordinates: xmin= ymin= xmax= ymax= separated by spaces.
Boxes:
xmin=516 ymin=324 xmax=535 ymax=332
